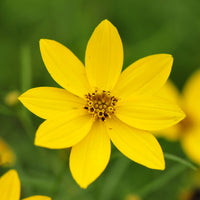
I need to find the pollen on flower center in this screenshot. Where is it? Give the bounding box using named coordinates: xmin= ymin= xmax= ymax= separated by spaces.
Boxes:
xmin=84 ymin=89 xmax=118 ymax=121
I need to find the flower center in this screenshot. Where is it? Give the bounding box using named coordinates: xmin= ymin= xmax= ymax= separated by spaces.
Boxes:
xmin=84 ymin=89 xmax=118 ymax=121
xmin=179 ymin=114 xmax=194 ymax=133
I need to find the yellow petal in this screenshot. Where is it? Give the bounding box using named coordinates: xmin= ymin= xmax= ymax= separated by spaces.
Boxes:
xmin=69 ymin=121 xmax=111 ymax=188
xmin=157 ymin=80 xmax=180 ymax=104
xmin=0 ymin=169 xmax=21 ymax=200
xmin=18 ymin=87 xmax=85 ymax=119
xmin=154 ymin=125 xmax=182 ymax=141
xmin=35 ymin=110 xmax=93 ymax=149
xmin=154 ymin=80 xmax=182 ymax=140
xmin=85 ymin=19 xmax=123 ymax=91
xmin=116 ymin=95 xmax=185 ymax=131
xmin=0 ymin=137 xmax=15 ymax=166
xmin=40 ymin=39 xmax=91 ymax=98
xmin=112 ymin=54 xmax=173 ymax=98
xmin=22 ymin=196 xmax=51 ymax=200
xmin=183 ymin=70 xmax=200 ymax=123
xmin=181 ymin=127 xmax=200 ymax=165
xmin=105 ymin=117 xmax=165 ymax=170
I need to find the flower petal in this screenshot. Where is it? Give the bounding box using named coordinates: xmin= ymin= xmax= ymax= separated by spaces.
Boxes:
xmin=0 ymin=137 xmax=15 ymax=166
xmin=183 ymin=70 xmax=200 ymax=123
xmin=116 ymin=95 xmax=185 ymax=131
xmin=154 ymin=125 xmax=182 ymax=141
xmin=181 ymin=127 xmax=200 ymax=165
xmin=0 ymin=170 xmax=21 ymax=200
xmin=157 ymin=80 xmax=180 ymax=104
xmin=106 ymin=117 xmax=165 ymax=170
xmin=112 ymin=54 xmax=173 ymax=98
xmin=18 ymin=87 xmax=85 ymax=119
xmin=154 ymin=81 xmax=182 ymax=140
xmin=69 ymin=121 xmax=111 ymax=188
xmin=85 ymin=19 xmax=123 ymax=91
xmin=40 ymin=39 xmax=91 ymax=98
xmin=35 ymin=110 xmax=93 ymax=149
xmin=22 ymin=196 xmax=51 ymax=200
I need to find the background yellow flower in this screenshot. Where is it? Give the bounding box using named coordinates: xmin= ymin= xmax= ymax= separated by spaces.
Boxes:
xmin=155 ymin=70 xmax=200 ymax=165
xmin=0 ymin=169 xmax=51 ymax=200
xmin=0 ymin=137 xmax=15 ymax=166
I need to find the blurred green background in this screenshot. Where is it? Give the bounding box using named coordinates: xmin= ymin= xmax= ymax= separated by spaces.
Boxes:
xmin=1 ymin=0 xmax=200 ymax=199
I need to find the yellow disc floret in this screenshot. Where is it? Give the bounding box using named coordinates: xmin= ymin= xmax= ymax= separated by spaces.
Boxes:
xmin=84 ymin=89 xmax=118 ymax=121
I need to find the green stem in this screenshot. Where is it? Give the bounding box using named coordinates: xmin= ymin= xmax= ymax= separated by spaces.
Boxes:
xmin=18 ymin=43 xmax=35 ymax=140
xmin=164 ymin=153 xmax=197 ymax=171
xmin=50 ymin=152 xmax=69 ymax=198
xmin=99 ymin=157 xmax=130 ymax=200
xmin=20 ymin=43 xmax=32 ymax=92
xmin=16 ymin=108 xmax=35 ymax=140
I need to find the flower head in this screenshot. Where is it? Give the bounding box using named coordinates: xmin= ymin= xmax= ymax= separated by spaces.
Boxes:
xmin=0 ymin=169 xmax=51 ymax=200
xmin=18 ymin=20 xmax=185 ymax=188
xmin=156 ymin=70 xmax=200 ymax=164
xmin=0 ymin=137 xmax=15 ymax=166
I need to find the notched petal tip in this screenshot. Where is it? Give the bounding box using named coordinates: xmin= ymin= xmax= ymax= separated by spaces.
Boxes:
xmin=99 ymin=19 xmax=112 ymax=26
xmin=97 ymin=19 xmax=119 ymax=35
xmin=79 ymin=183 xmax=89 ymax=189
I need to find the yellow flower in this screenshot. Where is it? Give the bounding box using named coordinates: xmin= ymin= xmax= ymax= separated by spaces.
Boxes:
xmin=0 ymin=137 xmax=15 ymax=166
xmin=0 ymin=169 xmax=51 ymax=200
xmin=155 ymin=70 xmax=200 ymax=165
xmin=18 ymin=20 xmax=185 ymax=188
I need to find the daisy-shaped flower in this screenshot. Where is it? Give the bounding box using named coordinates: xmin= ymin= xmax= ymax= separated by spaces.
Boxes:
xmin=155 ymin=70 xmax=200 ymax=165
xmin=0 ymin=169 xmax=51 ymax=200
xmin=0 ymin=137 xmax=15 ymax=166
xmin=19 ymin=20 xmax=185 ymax=188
